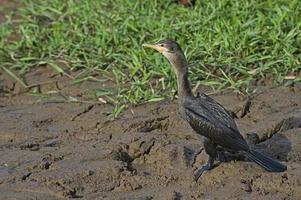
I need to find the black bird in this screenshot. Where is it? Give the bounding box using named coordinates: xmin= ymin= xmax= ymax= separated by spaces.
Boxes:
xmin=142 ymin=39 xmax=287 ymax=181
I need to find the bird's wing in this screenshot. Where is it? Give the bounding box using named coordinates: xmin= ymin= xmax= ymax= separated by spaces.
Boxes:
xmin=182 ymin=94 xmax=248 ymax=151
xmin=197 ymin=93 xmax=238 ymax=131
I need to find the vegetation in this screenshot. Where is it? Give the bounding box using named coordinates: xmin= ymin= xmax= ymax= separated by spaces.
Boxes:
xmin=1 ymin=0 xmax=300 ymax=116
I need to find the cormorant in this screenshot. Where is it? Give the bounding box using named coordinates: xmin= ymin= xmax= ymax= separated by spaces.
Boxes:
xmin=142 ymin=39 xmax=287 ymax=181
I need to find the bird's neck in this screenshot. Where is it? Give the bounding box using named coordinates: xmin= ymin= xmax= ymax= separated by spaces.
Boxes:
xmin=175 ymin=67 xmax=193 ymax=100
xmin=167 ymin=52 xmax=193 ymax=100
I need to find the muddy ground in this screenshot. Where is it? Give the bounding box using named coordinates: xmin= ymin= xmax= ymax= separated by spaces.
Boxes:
xmin=1 ymin=2 xmax=301 ymax=199
xmin=1 ymin=66 xmax=301 ymax=200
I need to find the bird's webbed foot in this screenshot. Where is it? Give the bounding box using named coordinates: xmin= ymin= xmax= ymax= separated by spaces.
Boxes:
xmin=193 ymin=138 xmax=217 ymax=181
xmin=193 ymin=156 xmax=214 ymax=181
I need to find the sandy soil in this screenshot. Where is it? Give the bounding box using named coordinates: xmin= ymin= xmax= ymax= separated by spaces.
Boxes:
xmin=1 ymin=66 xmax=301 ymax=200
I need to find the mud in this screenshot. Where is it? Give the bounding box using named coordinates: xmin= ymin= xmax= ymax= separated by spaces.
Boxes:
xmin=1 ymin=2 xmax=301 ymax=198
xmin=1 ymin=66 xmax=301 ymax=200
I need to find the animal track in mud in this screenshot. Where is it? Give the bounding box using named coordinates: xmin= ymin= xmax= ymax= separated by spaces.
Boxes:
xmin=107 ymin=144 xmax=136 ymax=173
xmin=128 ymin=138 xmax=155 ymax=160
xmin=110 ymin=147 xmax=133 ymax=164
xmin=124 ymin=116 xmax=169 ymax=133
xmin=259 ymin=116 xmax=301 ymax=143
xmin=108 ymin=138 xmax=155 ymax=172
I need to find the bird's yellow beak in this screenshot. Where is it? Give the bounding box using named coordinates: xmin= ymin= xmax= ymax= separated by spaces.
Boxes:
xmin=142 ymin=43 xmax=165 ymax=53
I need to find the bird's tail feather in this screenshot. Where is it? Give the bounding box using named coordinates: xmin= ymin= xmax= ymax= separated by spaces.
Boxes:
xmin=246 ymin=150 xmax=287 ymax=172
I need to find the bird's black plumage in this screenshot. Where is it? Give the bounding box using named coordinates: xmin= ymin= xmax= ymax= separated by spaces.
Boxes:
xmin=181 ymin=93 xmax=249 ymax=151
xmin=143 ymin=39 xmax=287 ymax=181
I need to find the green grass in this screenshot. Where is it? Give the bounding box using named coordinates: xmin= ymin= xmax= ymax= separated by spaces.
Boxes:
xmin=1 ymin=0 xmax=301 ymax=116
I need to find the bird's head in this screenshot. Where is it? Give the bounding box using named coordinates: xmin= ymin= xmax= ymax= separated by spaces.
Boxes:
xmin=142 ymin=39 xmax=188 ymax=75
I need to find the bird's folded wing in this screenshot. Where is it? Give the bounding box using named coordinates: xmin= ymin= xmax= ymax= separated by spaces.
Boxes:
xmin=183 ymin=95 xmax=249 ymax=151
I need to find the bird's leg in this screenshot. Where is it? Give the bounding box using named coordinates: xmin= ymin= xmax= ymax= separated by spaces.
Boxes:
xmin=216 ymin=147 xmax=245 ymax=162
xmin=215 ymin=146 xmax=233 ymax=162
xmin=193 ymin=138 xmax=217 ymax=181
xmin=193 ymin=156 xmax=215 ymax=181
xmin=216 ymin=147 xmax=227 ymax=162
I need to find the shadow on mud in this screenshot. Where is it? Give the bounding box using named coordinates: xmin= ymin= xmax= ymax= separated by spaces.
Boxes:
xmin=257 ymin=133 xmax=292 ymax=162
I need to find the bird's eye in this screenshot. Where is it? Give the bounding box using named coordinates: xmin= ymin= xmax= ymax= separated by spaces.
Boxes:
xmin=170 ymin=47 xmax=174 ymax=51
xmin=160 ymin=44 xmax=164 ymax=47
